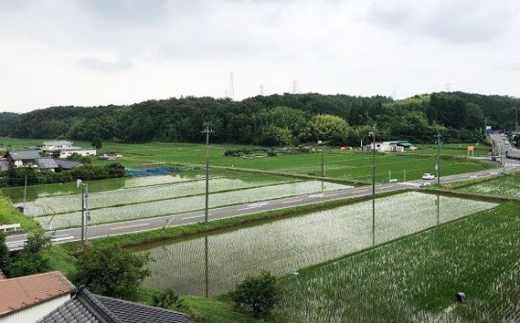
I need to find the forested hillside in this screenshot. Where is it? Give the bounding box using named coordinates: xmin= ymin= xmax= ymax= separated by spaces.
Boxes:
xmin=1 ymin=92 xmax=518 ymax=146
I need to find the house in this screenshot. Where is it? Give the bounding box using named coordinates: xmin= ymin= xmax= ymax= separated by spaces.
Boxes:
xmin=53 ymin=159 xmax=82 ymax=170
xmin=59 ymin=148 xmax=97 ymax=159
xmin=0 ymin=271 xmax=75 ymax=323
xmin=41 ymin=141 xmax=74 ymax=155
xmin=38 ymin=286 xmax=197 ymax=323
xmin=5 ymin=150 xmax=41 ymax=168
xmin=37 ymin=158 xmax=59 ymax=172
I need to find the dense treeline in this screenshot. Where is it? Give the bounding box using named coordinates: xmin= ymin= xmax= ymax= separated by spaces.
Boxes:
xmin=0 ymin=163 xmax=126 ymax=187
xmin=1 ymin=92 xmax=519 ymax=146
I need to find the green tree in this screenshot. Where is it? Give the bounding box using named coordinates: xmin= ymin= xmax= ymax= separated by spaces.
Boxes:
xmin=229 ymin=271 xmax=279 ymax=317
xmin=152 ymin=289 xmax=185 ymax=310
xmin=259 ymin=124 xmax=293 ymax=146
xmin=7 ymin=233 xmax=52 ymax=277
xmin=91 ymin=136 xmax=103 ymax=149
xmin=73 ymin=244 xmax=150 ymax=300
xmin=0 ymin=233 xmax=9 ymax=273
xmin=310 ymin=114 xmax=349 ymax=145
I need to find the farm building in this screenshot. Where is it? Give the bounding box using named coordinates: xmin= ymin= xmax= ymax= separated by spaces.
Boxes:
xmin=369 ymin=141 xmax=417 ymax=152
xmin=0 ymin=271 xmax=75 ymax=323
xmin=59 ymin=148 xmax=97 ymax=159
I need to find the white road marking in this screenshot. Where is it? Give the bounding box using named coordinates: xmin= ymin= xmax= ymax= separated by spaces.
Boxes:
xmin=110 ymin=223 xmax=150 ymax=231
xmin=51 ymin=236 xmax=74 ymax=242
xmin=237 ymin=202 xmax=269 ymax=211
xmin=280 ymin=198 xmax=304 ymax=205
xmin=182 ymin=215 xmax=205 ymax=220
xmin=307 ymin=194 xmax=325 ymax=199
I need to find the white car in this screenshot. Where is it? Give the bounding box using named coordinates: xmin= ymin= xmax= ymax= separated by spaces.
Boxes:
xmin=422 ymin=173 xmax=435 ymax=180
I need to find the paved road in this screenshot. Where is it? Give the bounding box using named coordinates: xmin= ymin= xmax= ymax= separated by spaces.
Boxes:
xmin=6 ymin=150 xmax=520 ymax=250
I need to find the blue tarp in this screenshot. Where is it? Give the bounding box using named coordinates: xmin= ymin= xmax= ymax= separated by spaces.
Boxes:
xmin=126 ymin=167 xmax=172 ymax=177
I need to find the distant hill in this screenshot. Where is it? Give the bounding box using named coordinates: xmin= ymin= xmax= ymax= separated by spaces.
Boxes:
xmin=0 ymin=92 xmax=518 ymax=146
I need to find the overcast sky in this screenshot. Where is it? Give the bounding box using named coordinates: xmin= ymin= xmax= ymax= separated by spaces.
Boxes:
xmin=1 ymin=0 xmax=520 ymax=113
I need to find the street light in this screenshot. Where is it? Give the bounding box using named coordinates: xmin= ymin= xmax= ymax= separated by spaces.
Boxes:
xmin=368 ymin=131 xmax=376 ymax=246
xmin=76 ymin=179 xmax=89 ymax=247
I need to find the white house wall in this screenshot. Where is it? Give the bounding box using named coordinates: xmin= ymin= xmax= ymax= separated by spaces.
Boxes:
xmin=59 ymin=150 xmax=97 ymax=158
xmin=0 ymin=294 xmax=70 ymax=323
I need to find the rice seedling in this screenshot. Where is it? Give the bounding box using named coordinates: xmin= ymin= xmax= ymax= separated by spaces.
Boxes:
xmin=35 ymin=181 xmax=350 ymax=229
xmin=274 ymin=202 xmax=520 ymax=323
xmin=136 ymin=192 xmax=497 ymax=297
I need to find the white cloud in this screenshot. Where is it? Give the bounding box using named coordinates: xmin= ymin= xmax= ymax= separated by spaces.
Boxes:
xmin=0 ymin=0 xmax=519 ymax=112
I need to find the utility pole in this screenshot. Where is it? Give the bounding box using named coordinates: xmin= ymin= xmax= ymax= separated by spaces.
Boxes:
xmin=23 ymin=174 xmax=27 ymax=215
xmin=77 ymin=179 xmax=89 ymax=247
xmin=202 ymin=124 xmax=214 ymax=224
xmin=369 ymin=131 xmax=376 ymax=246
xmin=436 ymin=134 xmax=441 ymax=186
xmin=515 ymin=108 xmax=518 ymax=134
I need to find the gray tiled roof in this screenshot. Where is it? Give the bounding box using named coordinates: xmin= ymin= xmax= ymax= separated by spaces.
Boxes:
xmin=54 ymin=159 xmax=82 ymax=170
xmin=0 ymin=160 xmax=8 ymax=171
xmin=7 ymin=149 xmax=41 ymax=160
xmin=37 ymin=158 xmax=59 ymax=169
xmin=37 ymin=288 xmax=197 ymax=323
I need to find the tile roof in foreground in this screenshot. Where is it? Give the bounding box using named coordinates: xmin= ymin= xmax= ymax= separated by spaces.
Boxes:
xmin=37 ymin=287 xmax=197 ymax=323
xmin=0 ymin=271 xmax=75 ymax=317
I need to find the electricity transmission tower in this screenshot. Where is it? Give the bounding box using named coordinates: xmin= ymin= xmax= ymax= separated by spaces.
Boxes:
xmin=228 ymin=72 xmax=234 ymax=100
xmin=291 ymin=80 xmax=299 ymax=94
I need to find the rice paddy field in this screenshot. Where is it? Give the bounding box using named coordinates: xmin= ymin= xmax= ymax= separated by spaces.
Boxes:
xmin=15 ymin=171 xmax=350 ymax=230
xmin=1 ymin=138 xmax=496 ymax=182
xmin=133 ymin=192 xmax=497 ymax=297
xmin=460 ymin=173 xmax=520 ymax=198
xmin=274 ymin=201 xmax=520 ymax=323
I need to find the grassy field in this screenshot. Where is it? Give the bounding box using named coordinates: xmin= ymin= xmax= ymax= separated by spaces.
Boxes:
xmin=274 ymin=202 xmax=520 ymax=323
xmin=460 ymin=172 xmax=520 ymax=198
xmin=410 ymin=143 xmax=491 ymax=157
xmin=1 ymin=138 xmax=497 ymax=183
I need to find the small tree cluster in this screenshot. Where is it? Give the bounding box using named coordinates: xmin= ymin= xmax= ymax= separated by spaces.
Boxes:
xmin=73 ymin=244 xmax=150 ymax=300
xmin=1 ymin=233 xmax=52 ymax=278
xmin=230 ymin=271 xmax=280 ymax=317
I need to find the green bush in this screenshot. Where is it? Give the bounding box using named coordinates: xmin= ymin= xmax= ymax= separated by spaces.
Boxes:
xmin=229 ymin=271 xmax=279 ymax=317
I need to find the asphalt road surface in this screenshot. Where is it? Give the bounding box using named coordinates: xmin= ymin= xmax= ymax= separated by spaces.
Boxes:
xmin=6 ymin=148 xmax=520 ymax=250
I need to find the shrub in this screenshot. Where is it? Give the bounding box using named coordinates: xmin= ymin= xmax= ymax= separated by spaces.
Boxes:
xmin=73 ymin=244 xmax=150 ymax=300
xmin=229 ymin=271 xmax=279 ymax=317
xmin=152 ymin=289 xmax=185 ymax=310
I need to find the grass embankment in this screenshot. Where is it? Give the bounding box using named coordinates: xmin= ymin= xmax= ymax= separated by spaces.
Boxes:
xmin=274 ymin=202 xmax=520 ymax=322
xmin=0 ymin=194 xmax=40 ymax=232
xmin=2 ymin=138 xmax=497 ymax=183
xmin=134 ymin=287 xmax=272 ymax=323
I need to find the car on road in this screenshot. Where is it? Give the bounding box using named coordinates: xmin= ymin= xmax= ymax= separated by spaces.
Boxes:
xmin=422 ymin=173 xmax=435 ymax=180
